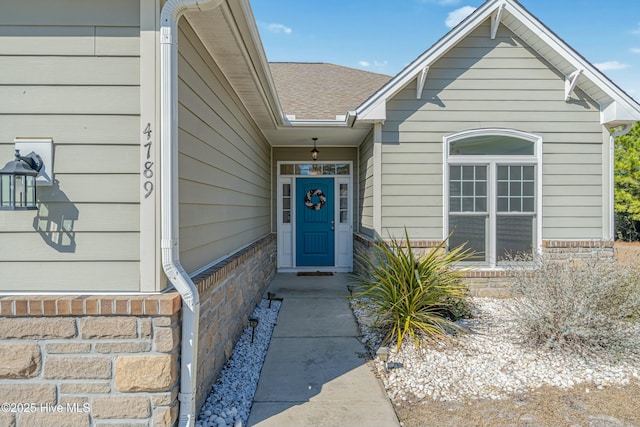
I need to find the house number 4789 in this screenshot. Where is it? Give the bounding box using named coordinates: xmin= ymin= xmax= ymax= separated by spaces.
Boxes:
xmin=142 ymin=123 xmax=154 ymax=199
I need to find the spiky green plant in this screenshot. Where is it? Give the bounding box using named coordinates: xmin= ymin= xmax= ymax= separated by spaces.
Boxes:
xmin=352 ymin=228 xmax=473 ymax=349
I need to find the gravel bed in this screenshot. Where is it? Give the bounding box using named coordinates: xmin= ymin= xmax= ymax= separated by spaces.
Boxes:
xmin=196 ymin=299 xmax=281 ymax=427
xmin=351 ymin=297 xmax=640 ymax=404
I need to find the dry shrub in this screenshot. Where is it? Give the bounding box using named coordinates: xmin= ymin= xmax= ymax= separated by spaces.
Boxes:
xmin=508 ymin=253 xmax=640 ymax=355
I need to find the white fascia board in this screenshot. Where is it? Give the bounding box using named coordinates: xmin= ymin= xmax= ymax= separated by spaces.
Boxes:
xmin=285 ymin=111 xmax=356 ymax=128
xmin=503 ymin=1 xmax=640 ymax=123
xmin=237 ymin=0 xmax=286 ymax=126
xmin=287 ymin=119 xmax=349 ymax=127
xmin=601 ymin=100 xmax=640 ymax=126
xmin=357 ymin=100 xmax=386 ymax=122
xmin=355 ymin=0 xmax=500 ymax=118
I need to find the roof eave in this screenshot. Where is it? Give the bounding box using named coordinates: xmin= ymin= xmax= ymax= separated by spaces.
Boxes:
xmin=503 ymin=1 xmax=640 ymax=126
xmin=356 ymin=0 xmax=640 ymax=126
xmin=233 ymin=0 xmax=286 ymax=126
xmin=356 ymin=0 xmax=500 ymax=120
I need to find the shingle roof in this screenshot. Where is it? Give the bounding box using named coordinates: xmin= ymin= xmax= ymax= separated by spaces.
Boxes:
xmin=269 ymin=62 xmax=391 ymax=121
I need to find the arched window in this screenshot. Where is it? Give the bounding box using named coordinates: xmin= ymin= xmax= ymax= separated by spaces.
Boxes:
xmin=444 ymin=129 xmax=541 ymax=266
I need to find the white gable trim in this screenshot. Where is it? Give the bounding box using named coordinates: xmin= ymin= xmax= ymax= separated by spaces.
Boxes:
xmin=356 ymin=0 xmax=497 ymax=120
xmin=356 ymin=0 xmax=640 ymax=126
xmin=564 ymin=69 xmax=583 ymax=101
xmin=490 ymin=2 xmax=505 ymax=39
xmin=416 ymin=66 xmax=429 ymax=99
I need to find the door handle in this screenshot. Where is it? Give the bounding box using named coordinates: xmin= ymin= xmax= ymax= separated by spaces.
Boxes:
xmin=330 ymin=227 xmax=334 ymax=231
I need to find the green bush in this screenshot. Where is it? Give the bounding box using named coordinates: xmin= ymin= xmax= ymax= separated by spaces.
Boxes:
xmin=615 ymin=212 xmax=640 ymax=242
xmin=351 ymin=229 xmax=473 ymax=349
xmin=508 ymin=254 xmax=640 ymax=355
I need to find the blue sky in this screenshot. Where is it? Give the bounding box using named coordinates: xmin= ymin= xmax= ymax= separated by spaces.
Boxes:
xmin=250 ymin=0 xmax=640 ymax=100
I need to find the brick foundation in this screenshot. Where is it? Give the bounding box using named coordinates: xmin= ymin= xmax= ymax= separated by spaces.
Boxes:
xmin=353 ymin=233 xmax=614 ymax=298
xmin=0 ymin=294 xmax=181 ymax=427
xmin=191 ymin=233 xmax=276 ymax=412
xmin=0 ymin=233 xmax=276 ymax=427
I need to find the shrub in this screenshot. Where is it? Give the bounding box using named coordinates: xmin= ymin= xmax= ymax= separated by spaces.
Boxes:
xmin=615 ymin=212 xmax=640 ymax=242
xmin=508 ymin=253 xmax=640 ymax=355
xmin=351 ymin=229 xmax=473 ymax=349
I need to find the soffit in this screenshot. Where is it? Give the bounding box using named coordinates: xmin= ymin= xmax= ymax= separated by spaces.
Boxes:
xmin=183 ymin=1 xmax=281 ymax=131
xmin=263 ymin=121 xmax=374 ymax=147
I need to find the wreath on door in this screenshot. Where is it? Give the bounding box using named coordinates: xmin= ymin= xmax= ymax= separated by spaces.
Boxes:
xmin=304 ymin=189 xmax=326 ymax=210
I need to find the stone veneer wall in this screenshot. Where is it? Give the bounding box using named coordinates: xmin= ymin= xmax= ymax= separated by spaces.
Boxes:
xmin=0 ymin=233 xmax=277 ymax=427
xmin=353 ymin=233 xmax=614 ymax=298
xmin=0 ymin=293 xmax=183 ymax=427
xmin=191 ymin=233 xmax=276 ymax=413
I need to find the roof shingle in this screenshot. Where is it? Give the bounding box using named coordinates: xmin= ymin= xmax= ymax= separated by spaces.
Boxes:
xmin=269 ymin=62 xmax=391 ymax=120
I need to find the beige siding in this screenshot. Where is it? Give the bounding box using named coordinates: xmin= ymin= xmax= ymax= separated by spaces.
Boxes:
xmin=358 ymin=131 xmax=375 ymax=237
xmin=177 ymin=21 xmax=271 ymax=275
xmin=271 ymin=146 xmax=359 ymax=231
xmin=381 ymin=21 xmax=604 ymax=240
xmin=0 ymin=0 xmax=141 ymax=291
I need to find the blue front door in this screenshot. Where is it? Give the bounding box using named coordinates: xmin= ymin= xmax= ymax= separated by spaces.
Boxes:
xmin=296 ymin=178 xmax=334 ymax=266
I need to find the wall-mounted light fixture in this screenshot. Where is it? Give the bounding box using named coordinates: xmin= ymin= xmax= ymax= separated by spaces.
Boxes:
xmin=0 ymin=149 xmax=43 ymax=210
xmin=310 ymin=137 xmax=319 ymax=161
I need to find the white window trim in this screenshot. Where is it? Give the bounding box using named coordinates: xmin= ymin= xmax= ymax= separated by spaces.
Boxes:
xmin=442 ymin=129 xmax=543 ymax=268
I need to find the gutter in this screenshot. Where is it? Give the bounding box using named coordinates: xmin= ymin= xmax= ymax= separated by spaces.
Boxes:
xmin=609 ymin=123 xmax=633 ymax=240
xmin=159 ymin=1 xmax=223 ymax=426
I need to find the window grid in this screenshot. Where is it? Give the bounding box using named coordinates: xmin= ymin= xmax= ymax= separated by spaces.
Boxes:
xmin=449 ymin=165 xmax=487 ymax=213
xmin=339 ymin=183 xmax=348 ymax=223
xmin=497 ymin=165 xmax=535 ymax=213
xmin=280 ymin=163 xmax=350 ymax=176
xmin=282 ymin=183 xmax=291 ymax=224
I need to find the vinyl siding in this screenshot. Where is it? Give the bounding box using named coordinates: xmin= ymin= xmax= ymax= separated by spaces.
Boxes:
xmin=271 ymin=146 xmax=359 ymax=232
xmin=177 ymin=21 xmax=271 ymax=275
xmin=381 ymin=21 xmax=604 ymax=240
xmin=0 ymin=0 xmax=141 ymax=292
xmin=358 ymin=131 xmax=375 ymax=237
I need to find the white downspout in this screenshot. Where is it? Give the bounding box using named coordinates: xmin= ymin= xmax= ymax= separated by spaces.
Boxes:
xmin=609 ymin=124 xmax=633 ymax=240
xmin=159 ymin=1 xmax=223 ymax=426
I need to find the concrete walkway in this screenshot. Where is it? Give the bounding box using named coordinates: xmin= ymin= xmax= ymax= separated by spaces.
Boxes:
xmin=247 ymin=274 xmax=400 ymax=427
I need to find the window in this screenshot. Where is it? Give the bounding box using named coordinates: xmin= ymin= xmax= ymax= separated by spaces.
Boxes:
xmin=282 ymin=183 xmax=291 ymax=224
xmin=446 ymin=130 xmax=540 ymax=266
xmin=279 ymin=163 xmax=350 ymax=176
xmin=339 ymin=183 xmax=348 ymax=223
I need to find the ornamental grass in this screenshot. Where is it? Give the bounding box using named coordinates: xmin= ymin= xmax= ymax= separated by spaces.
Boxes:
xmin=352 ymin=228 xmax=473 ymax=349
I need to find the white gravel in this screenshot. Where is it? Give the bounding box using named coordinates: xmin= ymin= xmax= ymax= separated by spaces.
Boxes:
xmin=196 ymin=298 xmax=281 ymax=427
xmin=194 ymin=292 xmax=639 ymax=426
xmin=351 ymin=297 xmax=640 ymax=404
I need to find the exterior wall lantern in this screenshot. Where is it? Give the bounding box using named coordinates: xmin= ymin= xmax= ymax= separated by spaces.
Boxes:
xmin=0 ymin=149 xmax=44 ymax=210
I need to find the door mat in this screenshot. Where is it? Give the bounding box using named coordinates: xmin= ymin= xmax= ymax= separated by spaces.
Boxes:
xmin=297 ymin=272 xmax=334 ymax=276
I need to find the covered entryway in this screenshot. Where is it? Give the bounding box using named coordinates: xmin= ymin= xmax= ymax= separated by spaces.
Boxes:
xmin=277 ymin=162 xmax=353 ymax=272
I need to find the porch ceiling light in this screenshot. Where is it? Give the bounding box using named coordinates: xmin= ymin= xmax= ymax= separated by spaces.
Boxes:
xmin=0 ymin=149 xmax=43 ymax=210
xmin=311 ymin=137 xmax=319 ymax=161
